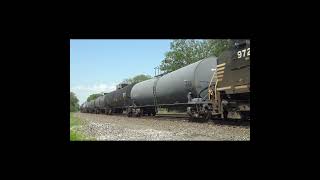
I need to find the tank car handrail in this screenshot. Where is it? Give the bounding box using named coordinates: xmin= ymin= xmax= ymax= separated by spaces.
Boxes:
xmin=198 ymin=86 xmax=209 ymax=99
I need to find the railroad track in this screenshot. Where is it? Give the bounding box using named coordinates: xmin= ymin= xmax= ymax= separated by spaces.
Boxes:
xmin=81 ymin=112 xmax=250 ymax=128
xmin=155 ymin=113 xmax=250 ymax=128
xmin=155 ymin=113 xmax=189 ymax=118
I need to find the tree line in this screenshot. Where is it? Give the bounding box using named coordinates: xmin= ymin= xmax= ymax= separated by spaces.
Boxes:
xmin=70 ymin=92 xmax=79 ymax=112
xmin=159 ymin=39 xmax=232 ymax=73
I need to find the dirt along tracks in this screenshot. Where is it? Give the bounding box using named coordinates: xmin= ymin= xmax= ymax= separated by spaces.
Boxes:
xmin=72 ymin=112 xmax=250 ymax=141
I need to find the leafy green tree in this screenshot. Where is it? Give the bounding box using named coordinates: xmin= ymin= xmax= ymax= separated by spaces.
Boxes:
xmin=206 ymin=39 xmax=233 ymax=57
xmin=70 ymin=92 xmax=79 ymax=112
xmin=87 ymin=93 xmax=103 ymax=102
xmin=159 ymin=39 xmax=232 ymax=73
xmin=122 ymin=74 xmax=152 ymax=84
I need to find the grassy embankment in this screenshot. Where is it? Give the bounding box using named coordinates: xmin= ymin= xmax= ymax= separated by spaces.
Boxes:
xmin=70 ymin=112 xmax=94 ymax=141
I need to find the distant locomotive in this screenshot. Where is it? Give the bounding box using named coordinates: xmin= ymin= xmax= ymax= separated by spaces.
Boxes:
xmin=80 ymin=39 xmax=250 ymax=121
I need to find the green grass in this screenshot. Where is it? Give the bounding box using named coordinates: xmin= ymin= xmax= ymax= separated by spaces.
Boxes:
xmin=70 ymin=113 xmax=95 ymax=141
xmin=70 ymin=130 xmax=85 ymax=141
xmin=70 ymin=112 xmax=81 ymax=126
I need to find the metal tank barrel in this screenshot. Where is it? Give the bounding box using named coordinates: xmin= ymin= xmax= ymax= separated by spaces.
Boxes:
xmin=109 ymin=84 xmax=134 ymax=108
xmin=130 ymin=78 xmax=157 ymax=106
xmin=131 ymin=56 xmax=217 ymax=106
xmin=94 ymin=96 xmax=104 ymax=109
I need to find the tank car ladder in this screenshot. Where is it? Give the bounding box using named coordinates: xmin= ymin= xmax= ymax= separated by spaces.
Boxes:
xmin=208 ymin=69 xmax=222 ymax=116
xmin=153 ymin=77 xmax=160 ymax=113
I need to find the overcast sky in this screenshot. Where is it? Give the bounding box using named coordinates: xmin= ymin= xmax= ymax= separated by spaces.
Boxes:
xmin=70 ymin=39 xmax=171 ymax=104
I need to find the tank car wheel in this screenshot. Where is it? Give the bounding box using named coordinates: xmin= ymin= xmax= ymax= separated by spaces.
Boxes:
xmin=239 ymin=112 xmax=250 ymax=121
xmin=188 ymin=117 xmax=194 ymax=122
xmin=204 ymin=113 xmax=211 ymax=122
xmin=223 ymin=110 xmax=228 ymax=121
xmin=135 ymin=113 xmax=141 ymax=117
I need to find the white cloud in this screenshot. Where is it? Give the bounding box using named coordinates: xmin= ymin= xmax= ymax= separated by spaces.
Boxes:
xmin=71 ymin=83 xmax=118 ymax=105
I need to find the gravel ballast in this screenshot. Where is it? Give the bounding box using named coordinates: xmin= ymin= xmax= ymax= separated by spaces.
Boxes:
xmin=73 ymin=112 xmax=250 ymax=141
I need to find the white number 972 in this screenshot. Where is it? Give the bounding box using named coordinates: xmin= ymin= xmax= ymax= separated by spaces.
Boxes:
xmin=237 ymin=48 xmax=250 ymax=59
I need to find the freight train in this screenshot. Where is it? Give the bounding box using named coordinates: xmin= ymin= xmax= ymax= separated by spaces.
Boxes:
xmin=79 ymin=39 xmax=250 ymax=121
